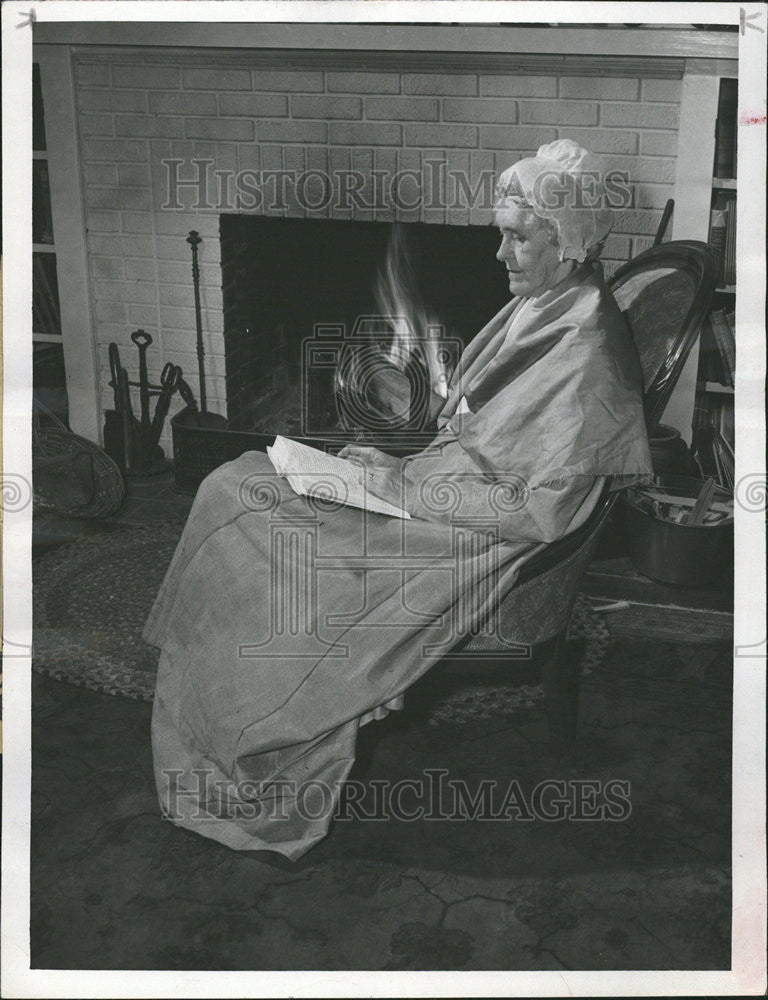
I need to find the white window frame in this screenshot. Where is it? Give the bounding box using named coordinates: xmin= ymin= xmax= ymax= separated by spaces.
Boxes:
xmin=32 ymin=146 xmax=60 ymax=344
xmin=34 ymin=44 xmax=100 ymax=442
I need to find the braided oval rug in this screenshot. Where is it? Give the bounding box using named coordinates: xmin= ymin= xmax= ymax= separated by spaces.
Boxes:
xmin=33 ymin=522 xmax=609 ymax=724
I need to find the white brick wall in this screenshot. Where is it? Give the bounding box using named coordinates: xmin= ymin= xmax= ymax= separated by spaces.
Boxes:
xmin=73 ymin=53 xmax=682 ymax=451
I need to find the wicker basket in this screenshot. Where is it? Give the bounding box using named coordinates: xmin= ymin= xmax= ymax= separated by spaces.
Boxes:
xmin=33 ymin=408 xmax=125 ymax=518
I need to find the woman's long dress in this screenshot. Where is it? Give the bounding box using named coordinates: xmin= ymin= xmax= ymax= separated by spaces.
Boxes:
xmin=145 ymin=262 xmax=653 ymax=859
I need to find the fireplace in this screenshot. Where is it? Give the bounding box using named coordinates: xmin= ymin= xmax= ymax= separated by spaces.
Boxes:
xmin=173 ymin=216 xmax=510 ymax=491
xmin=221 ymin=215 xmax=509 ymax=429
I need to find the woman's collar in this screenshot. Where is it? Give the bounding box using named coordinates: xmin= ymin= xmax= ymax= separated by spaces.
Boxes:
xmin=529 ymin=259 xmax=597 ymax=308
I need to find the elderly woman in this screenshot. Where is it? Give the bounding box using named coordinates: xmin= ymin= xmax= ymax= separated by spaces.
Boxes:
xmin=145 ymin=140 xmax=652 ymax=860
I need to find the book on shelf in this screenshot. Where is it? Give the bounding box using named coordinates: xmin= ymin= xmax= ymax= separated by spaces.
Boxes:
xmin=713 ymin=77 xmax=738 ymax=179
xmin=692 ymin=427 xmax=734 ymax=490
xmin=708 ymin=191 xmax=737 ymax=288
xmin=692 ymin=393 xmax=734 ymax=490
xmin=719 ymin=397 xmax=734 ymax=448
xmin=709 ymin=308 xmax=736 ymax=386
xmin=724 ymin=194 xmax=737 ymax=286
xmin=698 ymin=319 xmax=718 ymax=384
xmin=708 ymin=200 xmax=727 ymax=281
xmin=692 ymin=425 xmax=718 ymax=482
xmin=699 ymin=309 xmax=735 ymax=388
xmin=713 ymin=432 xmax=734 ymax=490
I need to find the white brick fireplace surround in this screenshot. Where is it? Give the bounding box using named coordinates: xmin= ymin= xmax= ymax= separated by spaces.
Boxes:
xmin=34 ymin=23 xmax=737 ymax=450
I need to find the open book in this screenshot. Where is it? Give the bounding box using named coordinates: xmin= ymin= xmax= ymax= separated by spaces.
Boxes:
xmin=266 ymin=435 xmax=411 ymax=519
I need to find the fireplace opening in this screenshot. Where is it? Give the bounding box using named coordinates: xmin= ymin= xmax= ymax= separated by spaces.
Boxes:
xmin=220 ymin=215 xmax=510 ymax=446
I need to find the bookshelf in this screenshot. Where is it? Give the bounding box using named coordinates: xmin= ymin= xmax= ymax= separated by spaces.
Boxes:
xmin=691 ymin=76 xmax=737 ymax=491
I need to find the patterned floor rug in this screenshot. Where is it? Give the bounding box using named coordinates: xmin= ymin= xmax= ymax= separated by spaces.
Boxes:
xmin=33 ymin=522 xmax=609 ymax=720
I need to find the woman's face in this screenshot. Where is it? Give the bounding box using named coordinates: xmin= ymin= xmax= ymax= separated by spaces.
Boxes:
xmin=494 ymin=204 xmax=566 ymax=298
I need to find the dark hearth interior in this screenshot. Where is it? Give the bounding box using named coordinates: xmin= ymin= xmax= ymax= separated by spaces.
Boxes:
xmin=220 ymin=216 xmax=510 ymax=437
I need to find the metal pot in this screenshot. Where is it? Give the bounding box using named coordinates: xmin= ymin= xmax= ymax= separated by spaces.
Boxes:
xmin=622 ymin=475 xmax=733 ymax=587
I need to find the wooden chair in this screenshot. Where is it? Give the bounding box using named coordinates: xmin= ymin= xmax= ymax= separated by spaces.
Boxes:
xmin=450 ymin=240 xmax=721 ymax=752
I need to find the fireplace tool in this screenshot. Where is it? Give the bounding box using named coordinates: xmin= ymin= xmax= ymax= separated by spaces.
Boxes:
xmin=184 ymin=230 xmax=227 ymax=429
xmin=147 ymin=362 xmax=182 ymax=452
xmin=104 ymin=336 xmax=173 ymax=477
xmin=131 ymin=328 xmax=153 ymax=451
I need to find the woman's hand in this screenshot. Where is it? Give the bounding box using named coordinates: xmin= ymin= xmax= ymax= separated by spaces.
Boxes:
xmin=337 ymin=444 xmax=402 ymax=473
xmin=363 ymin=465 xmax=407 ymax=509
xmin=337 ymin=445 xmax=407 ymax=509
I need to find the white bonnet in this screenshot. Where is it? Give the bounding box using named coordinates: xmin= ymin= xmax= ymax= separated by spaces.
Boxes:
xmin=495 ymin=139 xmax=616 ymax=263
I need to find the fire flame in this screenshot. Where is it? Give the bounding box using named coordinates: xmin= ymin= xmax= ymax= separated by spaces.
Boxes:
xmin=374 ymin=225 xmax=452 ymax=400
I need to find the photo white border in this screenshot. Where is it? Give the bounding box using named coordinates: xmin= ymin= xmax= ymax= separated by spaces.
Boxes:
xmin=2 ymin=2 xmax=765 ymax=997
